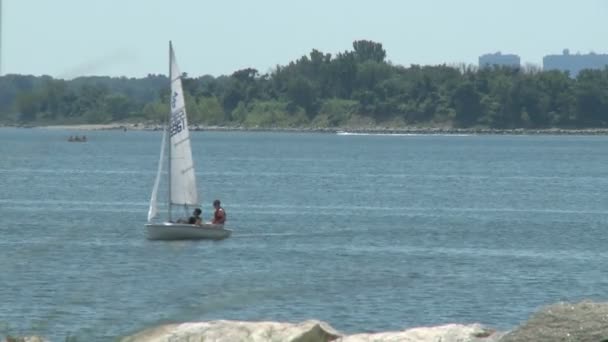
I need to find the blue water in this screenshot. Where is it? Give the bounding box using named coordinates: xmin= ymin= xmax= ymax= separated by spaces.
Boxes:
xmin=1 ymin=128 xmax=608 ymax=341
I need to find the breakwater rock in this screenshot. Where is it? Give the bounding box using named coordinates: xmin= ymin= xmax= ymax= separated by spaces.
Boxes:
xmin=500 ymin=301 xmax=608 ymax=342
xmin=120 ymin=301 xmax=608 ymax=342
xmin=120 ymin=320 xmax=501 ymax=342
xmin=7 ymin=301 xmax=608 ymax=341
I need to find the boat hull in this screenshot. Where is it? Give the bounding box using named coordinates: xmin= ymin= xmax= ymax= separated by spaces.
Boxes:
xmin=145 ymin=222 xmax=232 ymax=241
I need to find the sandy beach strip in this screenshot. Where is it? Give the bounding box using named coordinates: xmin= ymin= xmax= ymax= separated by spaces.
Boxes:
xmin=37 ymin=123 xmax=142 ymax=130
xmin=9 ymin=123 xmax=608 ymax=135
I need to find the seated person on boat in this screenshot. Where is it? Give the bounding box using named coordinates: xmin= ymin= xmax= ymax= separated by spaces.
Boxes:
xmin=177 ymin=208 xmax=202 ymax=225
xmin=189 ymin=208 xmax=203 ymax=225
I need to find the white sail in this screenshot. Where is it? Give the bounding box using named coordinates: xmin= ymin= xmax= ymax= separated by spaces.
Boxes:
xmin=147 ymin=125 xmax=167 ymax=222
xmin=168 ymin=42 xmax=199 ymax=206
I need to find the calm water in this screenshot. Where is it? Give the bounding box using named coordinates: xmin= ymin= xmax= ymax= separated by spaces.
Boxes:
xmin=1 ymin=128 xmax=608 ymax=341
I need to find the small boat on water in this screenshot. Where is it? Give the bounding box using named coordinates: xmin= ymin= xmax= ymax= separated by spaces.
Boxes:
xmin=145 ymin=41 xmax=232 ymax=241
xmin=68 ymin=135 xmax=87 ymax=142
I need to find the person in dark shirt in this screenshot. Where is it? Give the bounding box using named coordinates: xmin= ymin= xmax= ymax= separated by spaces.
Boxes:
xmin=188 ymin=208 xmax=202 ymax=225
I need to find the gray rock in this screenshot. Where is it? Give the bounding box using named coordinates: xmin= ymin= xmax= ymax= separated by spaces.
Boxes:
xmin=499 ymin=301 xmax=608 ymax=342
xmin=339 ymin=323 xmax=503 ymax=342
xmin=120 ymin=320 xmax=502 ymax=342
xmin=2 ymin=337 xmax=47 ymax=342
xmin=119 ymin=319 xmax=341 ymax=342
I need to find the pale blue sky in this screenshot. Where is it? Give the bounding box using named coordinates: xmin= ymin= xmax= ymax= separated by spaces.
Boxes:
xmin=3 ymin=0 xmax=607 ymax=78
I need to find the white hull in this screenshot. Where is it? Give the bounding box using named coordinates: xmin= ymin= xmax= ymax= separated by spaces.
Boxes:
xmin=145 ymin=222 xmax=232 ymax=241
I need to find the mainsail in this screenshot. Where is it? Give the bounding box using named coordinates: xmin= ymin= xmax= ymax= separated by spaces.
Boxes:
xmin=168 ymin=42 xmax=198 ymax=206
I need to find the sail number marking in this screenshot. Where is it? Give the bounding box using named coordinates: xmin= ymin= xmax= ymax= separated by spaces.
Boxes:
xmin=170 ymin=109 xmax=186 ymax=137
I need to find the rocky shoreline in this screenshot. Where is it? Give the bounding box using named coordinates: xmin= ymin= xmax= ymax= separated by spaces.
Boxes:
xmin=6 ymin=301 xmax=608 ymax=342
xmin=119 ymin=301 xmax=608 ymax=341
xmin=4 ymin=123 xmax=608 ymax=135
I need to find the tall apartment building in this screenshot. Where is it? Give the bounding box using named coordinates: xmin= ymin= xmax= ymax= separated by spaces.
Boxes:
xmin=479 ymin=52 xmax=521 ymax=69
xmin=543 ymin=49 xmax=608 ymax=76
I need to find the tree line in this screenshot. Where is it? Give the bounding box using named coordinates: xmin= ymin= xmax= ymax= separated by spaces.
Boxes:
xmin=1 ymin=40 xmax=607 ymax=128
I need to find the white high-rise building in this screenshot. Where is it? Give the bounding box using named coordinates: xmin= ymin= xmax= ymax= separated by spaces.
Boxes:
xmin=479 ymin=52 xmax=521 ymax=69
xmin=543 ymin=49 xmax=608 ymax=77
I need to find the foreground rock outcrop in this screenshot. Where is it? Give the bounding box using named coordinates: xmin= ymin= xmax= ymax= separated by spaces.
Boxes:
xmin=500 ymin=301 xmax=608 ymax=342
xmin=120 ymin=320 xmax=502 ymax=342
xmin=2 ymin=337 xmax=47 ymax=342
xmin=120 ymin=320 xmax=341 ymax=342
xmin=120 ymin=301 xmax=608 ymax=341
xmin=8 ymin=301 xmax=608 ymax=341
xmin=338 ymin=323 xmax=501 ymax=342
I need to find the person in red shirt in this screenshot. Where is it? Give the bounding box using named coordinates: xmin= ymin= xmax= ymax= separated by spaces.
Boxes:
xmin=212 ymin=199 xmax=226 ymax=225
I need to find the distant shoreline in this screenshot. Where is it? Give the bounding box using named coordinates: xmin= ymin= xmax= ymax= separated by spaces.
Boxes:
xmin=5 ymin=123 xmax=608 ymax=135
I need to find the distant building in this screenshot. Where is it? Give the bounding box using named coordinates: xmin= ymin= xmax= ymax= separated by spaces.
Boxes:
xmin=479 ymin=52 xmax=521 ymax=69
xmin=543 ymin=49 xmax=608 ymax=76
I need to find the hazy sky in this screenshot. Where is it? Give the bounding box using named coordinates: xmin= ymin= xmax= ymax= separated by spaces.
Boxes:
xmin=3 ymin=0 xmax=607 ymax=78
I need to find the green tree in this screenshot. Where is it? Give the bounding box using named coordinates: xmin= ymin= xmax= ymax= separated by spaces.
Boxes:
xmin=142 ymin=101 xmax=166 ymax=123
xmin=197 ymin=96 xmax=225 ymax=125
xmin=452 ymin=82 xmax=482 ymax=127
xmin=352 ymin=40 xmax=386 ymax=63
xmin=286 ymin=77 xmax=318 ymax=117
xmin=574 ymin=69 xmax=608 ymax=126
xmin=103 ymin=94 xmax=133 ymax=121
xmin=16 ymin=92 xmax=42 ymax=122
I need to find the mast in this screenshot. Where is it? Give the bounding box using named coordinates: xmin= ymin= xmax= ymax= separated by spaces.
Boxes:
xmin=0 ymin=0 xmax=3 ymax=76
xmin=167 ymin=41 xmax=172 ymax=221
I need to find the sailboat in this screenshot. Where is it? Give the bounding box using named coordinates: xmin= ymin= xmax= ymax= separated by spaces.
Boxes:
xmin=145 ymin=42 xmax=232 ymax=241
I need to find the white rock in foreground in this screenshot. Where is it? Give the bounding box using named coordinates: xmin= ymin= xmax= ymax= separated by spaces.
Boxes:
xmin=339 ymin=323 xmax=502 ymax=342
xmin=120 ymin=320 xmax=340 ymax=342
xmin=1 ymin=338 xmax=47 ymax=342
xmin=120 ymin=320 xmax=502 ymax=342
